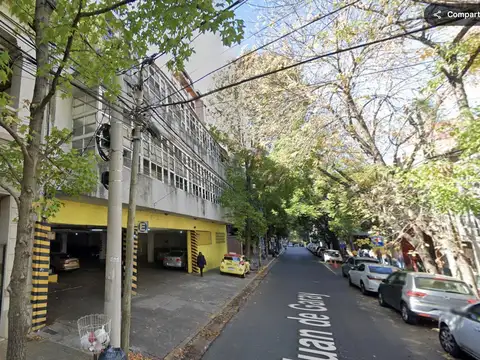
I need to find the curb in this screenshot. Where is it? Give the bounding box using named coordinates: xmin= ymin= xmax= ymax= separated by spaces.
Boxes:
xmin=163 ymin=254 xmax=280 ymax=360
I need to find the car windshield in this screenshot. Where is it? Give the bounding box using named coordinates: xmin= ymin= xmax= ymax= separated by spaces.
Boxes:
xmin=368 ymin=266 xmax=394 ymax=274
xmin=224 ymin=256 xmax=241 ymax=261
xmin=169 ymin=251 xmax=184 ymax=257
xmin=356 ymin=259 xmax=378 ymax=265
xmin=414 ymin=277 xmax=473 ymax=295
xmin=326 ymin=250 xmax=338 ymax=255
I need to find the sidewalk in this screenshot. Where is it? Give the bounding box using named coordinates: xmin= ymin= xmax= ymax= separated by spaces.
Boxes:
xmin=35 ymin=257 xmax=275 ymax=359
xmin=0 ymin=337 xmax=89 ymax=360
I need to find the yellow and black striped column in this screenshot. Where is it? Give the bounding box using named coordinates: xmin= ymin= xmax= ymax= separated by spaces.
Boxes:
xmin=31 ymin=222 xmax=51 ymax=331
xmin=190 ymin=231 xmax=199 ymax=274
xmin=122 ymin=228 xmax=138 ymax=295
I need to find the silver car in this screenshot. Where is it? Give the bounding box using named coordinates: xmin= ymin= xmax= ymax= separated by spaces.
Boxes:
xmin=438 ymin=303 xmax=480 ymax=359
xmin=163 ymin=250 xmax=187 ymax=270
xmin=378 ymin=272 xmax=479 ymax=324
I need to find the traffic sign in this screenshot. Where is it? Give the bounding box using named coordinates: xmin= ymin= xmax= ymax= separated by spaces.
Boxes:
xmin=138 ymin=221 xmax=149 ymax=233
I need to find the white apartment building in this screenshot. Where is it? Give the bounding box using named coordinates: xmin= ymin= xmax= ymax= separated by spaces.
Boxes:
xmin=0 ymin=6 xmax=231 ymax=337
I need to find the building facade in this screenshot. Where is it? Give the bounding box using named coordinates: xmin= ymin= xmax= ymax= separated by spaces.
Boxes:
xmin=0 ymin=7 xmax=230 ymax=337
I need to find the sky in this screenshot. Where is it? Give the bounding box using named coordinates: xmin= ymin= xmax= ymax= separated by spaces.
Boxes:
xmin=179 ymin=1 xmax=260 ymax=93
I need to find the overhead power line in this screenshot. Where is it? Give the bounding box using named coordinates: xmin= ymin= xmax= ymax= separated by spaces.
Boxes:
xmin=145 ymin=21 xmax=453 ymax=110
xmin=151 ymin=0 xmax=359 ymax=107
xmin=118 ymin=0 xmax=248 ymax=75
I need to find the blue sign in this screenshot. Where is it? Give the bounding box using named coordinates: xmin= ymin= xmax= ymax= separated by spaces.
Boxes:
xmin=371 ymin=236 xmax=384 ymax=247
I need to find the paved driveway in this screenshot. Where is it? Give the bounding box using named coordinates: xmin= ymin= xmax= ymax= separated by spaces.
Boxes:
xmin=41 ymin=264 xmax=252 ymax=357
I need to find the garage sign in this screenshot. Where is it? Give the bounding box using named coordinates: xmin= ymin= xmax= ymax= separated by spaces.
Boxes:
xmin=138 ymin=221 xmax=149 ymax=233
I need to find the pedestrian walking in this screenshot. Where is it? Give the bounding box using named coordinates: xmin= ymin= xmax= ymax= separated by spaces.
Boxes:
xmin=197 ymin=252 xmax=206 ymax=277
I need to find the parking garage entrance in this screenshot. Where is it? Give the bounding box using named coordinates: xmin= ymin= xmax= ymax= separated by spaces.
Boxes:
xmin=44 ymin=226 xmax=191 ymax=327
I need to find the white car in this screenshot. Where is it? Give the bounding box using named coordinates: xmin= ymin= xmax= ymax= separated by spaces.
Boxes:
xmin=438 ymin=303 xmax=480 ymax=359
xmin=323 ymin=250 xmax=342 ymax=263
xmin=348 ymin=263 xmax=398 ymax=294
xmin=307 ymin=243 xmax=319 ymax=253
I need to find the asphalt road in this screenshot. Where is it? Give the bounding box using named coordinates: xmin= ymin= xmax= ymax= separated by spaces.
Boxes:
xmin=202 ymin=247 xmax=452 ymax=360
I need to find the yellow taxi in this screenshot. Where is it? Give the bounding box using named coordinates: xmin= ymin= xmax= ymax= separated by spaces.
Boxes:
xmin=220 ymin=253 xmax=251 ymax=278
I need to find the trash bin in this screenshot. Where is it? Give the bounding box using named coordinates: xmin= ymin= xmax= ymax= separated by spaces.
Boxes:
xmin=98 ymin=347 xmax=127 ymax=360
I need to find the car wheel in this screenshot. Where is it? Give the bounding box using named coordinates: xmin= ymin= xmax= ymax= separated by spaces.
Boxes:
xmin=348 ymin=276 xmax=353 ymax=287
xmin=401 ymin=302 xmax=417 ymax=324
xmin=439 ymin=324 xmax=462 ymax=358
xmin=378 ymin=291 xmax=387 ymax=307
xmin=360 ymin=281 xmax=367 ymax=295
xmin=241 ymin=272 xmax=246 ymax=278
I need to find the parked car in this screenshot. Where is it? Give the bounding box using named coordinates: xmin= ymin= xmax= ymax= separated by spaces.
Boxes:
xmin=50 ymin=252 xmax=80 ymax=272
xmin=438 ymin=302 xmax=480 ymax=359
xmin=323 ymin=249 xmax=342 ymax=263
xmin=156 ymin=248 xmax=171 ymax=263
xmin=220 ymin=253 xmax=250 ymax=278
xmin=477 ymin=275 xmax=480 ymax=297
xmin=378 ymin=272 xmax=479 ymax=324
xmin=348 ymin=263 xmax=399 ymax=294
xmin=163 ymin=250 xmax=187 ymax=270
xmin=342 ymin=256 xmax=380 ymax=278
xmin=316 ymin=247 xmax=326 ymax=260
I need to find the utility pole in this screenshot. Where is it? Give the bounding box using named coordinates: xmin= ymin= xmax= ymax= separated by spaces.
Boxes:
xmin=104 ymin=76 xmax=124 ymax=347
xmin=121 ymin=61 xmax=147 ymax=354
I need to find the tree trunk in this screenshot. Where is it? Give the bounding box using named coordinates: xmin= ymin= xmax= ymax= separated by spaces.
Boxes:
xmin=7 ymin=2 xmax=52 ymax=359
xmin=447 ymin=214 xmax=477 ymax=288
xmin=410 ymin=225 xmax=438 ymax=274
xmin=450 ymin=77 xmax=474 ymax=121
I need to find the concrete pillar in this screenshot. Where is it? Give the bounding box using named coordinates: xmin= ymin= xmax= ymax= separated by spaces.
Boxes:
xmin=0 ymin=196 xmax=18 ymax=338
xmin=99 ymin=232 xmax=107 ymax=260
xmin=60 ymin=233 xmax=68 ymax=253
xmin=147 ymin=231 xmax=155 ymax=263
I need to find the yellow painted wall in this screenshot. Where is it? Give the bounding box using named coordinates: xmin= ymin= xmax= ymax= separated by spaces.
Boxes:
xmin=198 ymin=231 xmax=227 ymax=272
xmin=51 ymin=199 xmax=226 ymax=233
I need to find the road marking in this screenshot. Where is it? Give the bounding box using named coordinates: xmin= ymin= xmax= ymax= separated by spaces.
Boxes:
xmin=285 ymin=293 xmax=339 ymax=360
xmin=322 ymin=263 xmax=338 ymax=276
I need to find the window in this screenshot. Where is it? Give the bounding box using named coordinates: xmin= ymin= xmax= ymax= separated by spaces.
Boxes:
xmin=143 ymin=159 xmax=150 ymax=176
xmin=123 ymin=149 xmax=132 ymax=168
xmin=357 ymin=264 xmax=365 ymax=272
xmin=348 ymin=258 xmax=354 ymax=265
xmin=392 ymin=272 xmax=407 ymax=285
xmin=163 ymin=168 xmax=169 ymax=184
xmin=215 ymin=232 xmax=226 ymax=243
xmin=369 ymin=266 xmax=395 ymax=275
xmin=414 ymin=277 xmax=472 ymax=295
xmin=468 ymin=304 xmax=480 ymax=322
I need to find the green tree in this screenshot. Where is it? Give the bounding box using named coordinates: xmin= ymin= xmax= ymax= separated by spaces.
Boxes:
xmin=0 ymin=1 xmax=244 ymax=359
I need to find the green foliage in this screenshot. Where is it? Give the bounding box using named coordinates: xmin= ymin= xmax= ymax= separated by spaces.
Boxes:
xmin=220 ymin=153 xmax=267 ymax=243
xmin=7 ymin=0 xmax=244 ymax=98
xmin=0 ymin=123 xmax=98 ymax=219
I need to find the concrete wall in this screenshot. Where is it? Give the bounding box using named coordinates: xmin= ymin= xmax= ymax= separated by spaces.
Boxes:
xmin=0 ymin=196 xmax=18 ymax=338
xmin=90 ymin=164 xmax=225 ymax=223
xmin=154 ymin=231 xmax=186 ymax=250
xmin=197 ymin=231 xmax=227 ymax=271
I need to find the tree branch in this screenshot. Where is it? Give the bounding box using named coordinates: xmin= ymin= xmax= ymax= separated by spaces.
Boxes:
xmin=36 ymin=1 xmax=84 ymax=113
xmin=0 ymin=152 xmax=21 ymax=184
xmin=0 ymin=117 xmax=30 ymax=160
xmin=79 ymin=0 xmax=137 ymax=18
xmin=452 ymin=23 xmax=474 ymax=44
xmin=460 ymin=44 xmax=480 ymax=78
xmin=0 ymin=180 xmax=20 ymax=206
xmin=415 ymin=0 xmax=480 ymax=6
